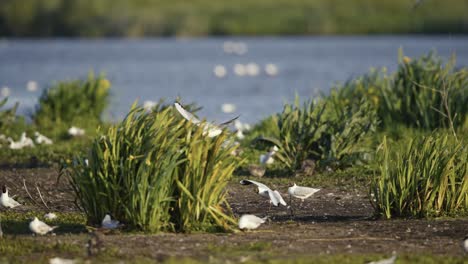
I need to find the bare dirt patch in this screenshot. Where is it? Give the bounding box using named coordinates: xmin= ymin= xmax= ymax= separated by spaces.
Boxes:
xmin=1 ymin=167 xmax=467 ymax=261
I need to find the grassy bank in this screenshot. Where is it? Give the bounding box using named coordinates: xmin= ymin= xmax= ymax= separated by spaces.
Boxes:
xmin=0 ymin=0 xmax=467 ymax=37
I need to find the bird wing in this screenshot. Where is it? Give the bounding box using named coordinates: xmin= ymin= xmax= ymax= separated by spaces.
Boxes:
xmin=37 ymin=222 xmax=53 ymax=234
xmin=273 ymin=190 xmax=287 ymax=206
xmin=240 ymin=180 xmax=271 ymax=192
xmin=9 ymin=198 xmax=21 ymax=207
xmin=267 ymin=190 xmax=279 ymax=206
xmin=174 ymin=102 xmax=201 ymax=124
xmin=293 ymin=186 xmax=320 ymax=197
xmin=218 ymin=115 xmax=240 ymax=127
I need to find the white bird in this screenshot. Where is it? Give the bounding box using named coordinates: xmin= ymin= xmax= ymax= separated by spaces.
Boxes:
xmin=245 ymin=63 xmax=260 ymax=76
xmin=288 ymin=183 xmax=321 ymax=201
xmin=233 ymin=64 xmax=246 ymax=76
xmin=259 ymin=146 xmax=279 ymax=165
xmin=34 ymin=131 xmax=53 ymax=145
xmin=143 ymin=100 xmax=157 ymax=111
xmin=463 ymin=235 xmax=468 ymax=253
xmin=49 ymin=257 xmax=77 ymax=264
xmin=68 ymin=126 xmax=85 ymax=137
xmin=26 ymin=81 xmax=39 ymax=92
xmin=0 ymin=185 xmax=21 ymax=208
xmin=8 ymin=132 xmax=35 ymax=149
xmin=44 ymin=212 xmax=58 ymax=220
xmin=29 ymin=217 xmax=58 ymax=235
xmin=234 ymin=120 xmax=251 ymax=132
xmin=288 ymin=183 xmax=320 ymax=216
xmin=102 ymin=214 xmax=119 ymax=229
xmin=221 ymin=103 xmax=236 ymax=113
xmin=174 ymin=102 xmax=238 ymax=138
xmin=367 ymin=255 xmax=397 ymax=264
xmin=240 ymin=180 xmax=287 ymax=207
xmin=265 ymin=63 xmax=279 ymax=76
xmin=214 ymin=65 xmax=227 ymax=78
xmin=238 ymin=214 xmax=267 ymax=230
xmin=1 ymin=86 xmax=11 ymax=97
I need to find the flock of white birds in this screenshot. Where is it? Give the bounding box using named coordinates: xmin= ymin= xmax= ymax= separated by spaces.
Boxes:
xmin=0 ymin=126 xmax=85 ymax=150
xmin=213 ymin=41 xmax=278 ymax=79
xmin=3 ymin=102 xmax=463 ymax=263
xmin=173 ymin=102 xmax=322 ymax=231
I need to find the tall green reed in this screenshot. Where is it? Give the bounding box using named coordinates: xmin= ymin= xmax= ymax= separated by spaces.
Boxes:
xmin=69 ymin=102 xmax=238 ymax=232
xmin=258 ymin=96 xmax=377 ymax=171
xmin=371 ymin=135 xmax=468 ymax=218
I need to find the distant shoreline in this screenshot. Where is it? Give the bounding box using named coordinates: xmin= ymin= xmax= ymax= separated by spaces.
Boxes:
xmin=1 ymin=0 xmax=467 ymax=37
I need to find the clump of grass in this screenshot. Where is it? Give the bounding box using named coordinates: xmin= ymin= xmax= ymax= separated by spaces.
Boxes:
xmin=0 ymin=98 xmax=29 ymax=138
xmin=382 ymin=50 xmax=468 ymax=130
xmin=33 ymin=72 xmax=111 ymax=138
xmin=371 ymin=134 xmax=468 ymax=218
xmin=259 ymin=96 xmax=377 ymax=172
xmin=69 ymin=102 xmax=239 ymax=233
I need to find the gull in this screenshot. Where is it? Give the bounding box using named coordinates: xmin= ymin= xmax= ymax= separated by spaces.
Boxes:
xmin=265 ymin=63 xmax=279 ymax=76
xmin=1 ymin=86 xmax=10 ymax=97
xmin=288 ymin=183 xmax=320 ymax=216
xmin=367 ymin=254 xmax=397 ymax=264
xmin=234 ymin=120 xmax=251 ymax=132
xmin=8 ymin=132 xmax=35 ymax=149
xmin=29 ymin=217 xmax=58 ymax=235
xmin=102 ymin=214 xmax=119 ymax=229
xmin=68 ymin=126 xmax=85 ymax=137
xmin=238 ymin=214 xmax=267 ymax=230
xmin=248 ymin=164 xmax=266 ymax=178
xmin=143 ymin=100 xmax=157 ymax=111
xmin=221 ymin=103 xmax=236 ymax=113
xmin=44 ymin=212 xmax=58 ymax=220
xmin=49 ymin=257 xmax=77 ymax=264
xmin=34 ymin=132 xmax=53 ymax=145
xmin=240 ymin=180 xmax=287 ymax=207
xmin=233 ymin=64 xmax=246 ymax=76
xmin=174 ymin=102 xmax=239 ymax=138
xmin=214 ymin=65 xmax=227 ymax=78
xmin=259 ymin=146 xmax=279 ymax=165
xmin=463 ymin=235 xmax=468 ymax=253
xmin=245 ymin=63 xmax=260 ymax=76
xmin=288 ymin=183 xmax=320 ymax=201
xmin=235 ymin=129 xmax=245 ymax=140
xmin=0 ymin=185 xmax=21 ymax=208
xmin=26 ymin=81 xmax=39 ymax=92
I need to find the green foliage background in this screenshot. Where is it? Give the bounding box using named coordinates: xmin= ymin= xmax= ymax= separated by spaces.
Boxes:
xmin=0 ymin=0 xmax=467 ymax=37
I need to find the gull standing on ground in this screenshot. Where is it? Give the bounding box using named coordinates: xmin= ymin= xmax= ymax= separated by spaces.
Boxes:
xmin=367 ymin=254 xmax=397 ymax=264
xmin=288 ymin=183 xmax=320 ymax=216
xmin=34 ymin=132 xmax=53 ymax=145
xmin=174 ymin=102 xmax=239 ymax=137
xmin=240 ymin=180 xmax=287 ymax=209
xmin=29 ymin=217 xmax=58 ymax=235
xmin=463 ymin=235 xmax=468 ymax=253
xmin=0 ymin=185 xmax=21 ymax=208
xmin=259 ymin=146 xmax=279 ymax=165
xmin=238 ymin=214 xmax=267 ymax=230
xmin=49 ymin=257 xmax=77 ymax=264
xmin=102 ymin=214 xmax=119 ymax=229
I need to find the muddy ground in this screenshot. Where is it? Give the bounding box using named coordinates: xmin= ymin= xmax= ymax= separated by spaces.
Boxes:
xmin=0 ymin=167 xmax=467 ymax=262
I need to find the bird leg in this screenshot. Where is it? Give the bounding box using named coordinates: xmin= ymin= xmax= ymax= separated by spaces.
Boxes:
xmin=289 ymin=194 xmax=295 ymax=218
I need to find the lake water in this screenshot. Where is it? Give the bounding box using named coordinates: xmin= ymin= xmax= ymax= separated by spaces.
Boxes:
xmin=1 ymin=36 xmax=467 ymax=124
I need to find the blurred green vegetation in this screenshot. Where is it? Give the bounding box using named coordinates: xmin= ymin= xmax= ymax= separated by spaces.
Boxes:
xmin=0 ymin=0 xmax=467 ymax=37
